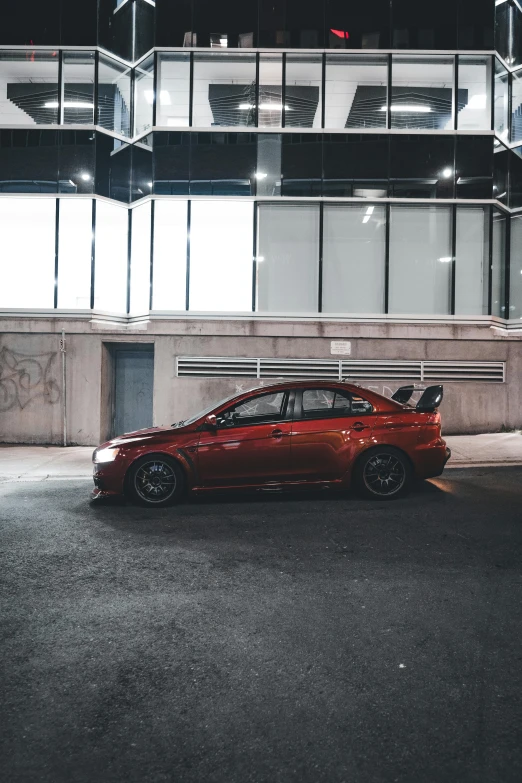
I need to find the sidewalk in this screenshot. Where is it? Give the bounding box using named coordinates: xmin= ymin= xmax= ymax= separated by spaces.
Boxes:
xmin=0 ymin=433 xmax=521 ymax=482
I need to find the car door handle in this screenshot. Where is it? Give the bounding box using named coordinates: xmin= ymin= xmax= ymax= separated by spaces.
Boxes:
xmin=351 ymin=422 xmax=370 ymax=432
xmin=271 ymin=428 xmax=285 ymax=438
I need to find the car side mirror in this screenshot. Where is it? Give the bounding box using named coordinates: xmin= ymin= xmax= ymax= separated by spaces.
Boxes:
xmin=205 ymin=414 xmax=218 ymax=430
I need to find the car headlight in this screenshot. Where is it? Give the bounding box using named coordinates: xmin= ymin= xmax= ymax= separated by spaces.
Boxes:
xmin=94 ymin=447 xmax=120 ymax=464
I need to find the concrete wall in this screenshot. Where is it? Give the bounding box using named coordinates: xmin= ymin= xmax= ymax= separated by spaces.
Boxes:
xmin=1 ymin=315 xmax=521 ymax=444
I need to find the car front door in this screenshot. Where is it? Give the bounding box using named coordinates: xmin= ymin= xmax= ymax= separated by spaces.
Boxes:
xmin=196 ymin=389 xmax=293 ymax=487
xmin=289 ymin=387 xmax=377 ymax=483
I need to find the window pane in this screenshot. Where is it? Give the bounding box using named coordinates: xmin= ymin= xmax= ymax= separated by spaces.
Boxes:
xmin=189 ymin=201 xmax=253 ymax=311
xmin=281 ymin=134 xmax=322 ymax=196
xmin=152 ymin=200 xmax=188 ymax=311
xmin=392 ymin=0 xmax=457 ymax=49
xmin=228 ymin=392 xmax=286 ymax=422
xmin=510 ymin=146 xmax=522 ymax=209
xmin=390 ymin=135 xmax=454 ymax=198
xmin=455 ymin=135 xmax=493 ymax=199
xmin=130 ymin=201 xmax=151 ymax=314
xmin=57 ymin=199 xmax=92 ymax=309
xmin=98 ymin=53 xmax=131 ymax=138
xmin=134 ymin=55 xmax=154 ymax=136
xmin=496 ymin=0 xmax=522 ymax=69
xmin=389 ymin=206 xmax=452 ymax=315
xmin=94 ymin=200 xmax=128 ymax=313
xmin=322 ymin=204 xmax=385 ymax=314
xmin=510 ymin=214 xmax=522 ymax=321
xmin=285 ymin=55 xmax=322 ymax=128
xmin=457 ymin=55 xmax=492 ymax=131
xmin=257 ymin=204 xmax=319 ymax=312
xmin=457 ymin=0 xmax=494 ymax=50
xmin=192 ymin=53 xmax=256 ymax=127
xmin=0 ymin=129 xmax=59 ymax=194
xmin=256 ymin=134 xmax=282 ymax=196
xmin=95 ymin=134 xmax=131 ymax=202
xmin=325 ymin=1 xmax=390 ymax=49
xmin=153 ymin=132 xmax=190 ymax=195
xmin=0 ymin=198 xmax=56 ymax=308
xmin=323 ymin=134 xmax=388 ymax=197
xmin=259 ymin=54 xmax=283 ymax=128
xmin=325 ymin=55 xmax=388 ymax=130
xmin=491 ymin=211 xmax=507 ymax=319
xmin=190 ymin=132 xmax=256 ymax=195
xmin=59 ymin=130 xmax=95 ymax=194
xmin=62 ymin=51 xmax=95 ymax=125
xmin=494 ymin=145 xmax=509 ymax=205
xmin=157 ymin=54 xmax=190 ymax=127
xmin=192 ymin=0 xmax=257 ymax=48
xmin=259 ymin=0 xmax=288 ymax=47
xmin=0 ymin=50 xmax=59 ymax=125
xmin=155 ymin=0 xmax=192 ymax=47
xmin=391 ymin=55 xmax=454 ymax=130
xmin=512 ymin=69 xmax=522 ymax=144
xmin=454 ymin=207 xmax=489 ymax=316
xmin=494 ymin=58 xmax=509 ymax=144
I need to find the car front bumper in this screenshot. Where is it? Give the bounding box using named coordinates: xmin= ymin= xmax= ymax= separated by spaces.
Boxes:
xmin=91 ymin=460 xmax=126 ymax=500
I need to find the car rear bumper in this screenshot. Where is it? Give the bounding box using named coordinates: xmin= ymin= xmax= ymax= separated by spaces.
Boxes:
xmin=415 ymin=441 xmax=451 ymax=479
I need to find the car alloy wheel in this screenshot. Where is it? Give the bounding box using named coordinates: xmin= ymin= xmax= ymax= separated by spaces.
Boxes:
xmin=134 ymin=459 xmax=177 ymax=504
xmin=362 ymin=452 xmax=406 ymax=497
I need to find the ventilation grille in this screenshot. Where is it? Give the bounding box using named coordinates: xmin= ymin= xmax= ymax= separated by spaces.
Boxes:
xmin=177 ymin=357 xmax=505 ymax=383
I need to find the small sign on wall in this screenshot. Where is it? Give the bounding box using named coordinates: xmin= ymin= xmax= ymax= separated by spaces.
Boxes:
xmin=330 ymin=340 xmax=352 ymax=356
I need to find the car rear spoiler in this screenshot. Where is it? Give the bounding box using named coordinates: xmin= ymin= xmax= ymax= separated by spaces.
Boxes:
xmin=392 ymin=384 xmax=444 ymax=412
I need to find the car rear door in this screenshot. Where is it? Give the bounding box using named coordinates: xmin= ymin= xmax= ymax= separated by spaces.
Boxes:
xmin=196 ymin=389 xmax=293 ymax=487
xmin=289 ymin=387 xmax=377 ymax=483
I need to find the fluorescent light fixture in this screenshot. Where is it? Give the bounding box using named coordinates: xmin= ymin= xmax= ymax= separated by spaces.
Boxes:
xmin=147 ymin=182 xmax=153 ymax=187
xmin=255 ymin=172 xmax=268 ymax=180
xmin=257 ymin=256 xmax=265 ymax=262
xmin=44 ymin=101 xmax=94 ymax=108
xmin=380 ymin=105 xmax=432 ymax=112
xmin=362 ymin=215 xmax=371 ymax=224
xmin=365 ymin=206 xmax=374 ymax=215
xmin=467 ymin=94 xmax=487 ymax=109
xmin=442 ymin=168 xmax=453 ymax=178
xmin=80 ymin=172 xmax=91 ymax=181
xmin=239 ymin=103 xmax=254 ymax=110
xmin=239 ymin=103 xmax=290 ymax=110
xmin=438 ymin=257 xmax=452 ymax=263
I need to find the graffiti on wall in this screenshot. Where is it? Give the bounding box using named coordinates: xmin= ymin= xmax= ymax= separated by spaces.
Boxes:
xmin=0 ymin=347 xmax=60 ymax=412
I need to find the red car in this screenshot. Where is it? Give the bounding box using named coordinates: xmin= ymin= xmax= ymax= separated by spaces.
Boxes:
xmin=92 ymin=380 xmax=450 ymax=506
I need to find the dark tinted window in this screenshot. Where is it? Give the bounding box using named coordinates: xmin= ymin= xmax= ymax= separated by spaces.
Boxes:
xmin=95 ymin=134 xmax=132 ymax=202
xmin=134 ymin=0 xmax=155 ymax=60
xmin=98 ymin=0 xmax=134 ymax=61
xmin=60 ymin=1 xmax=98 ymax=46
xmin=131 ymin=142 xmax=153 ymax=202
xmin=0 ymin=0 xmax=61 ymax=45
xmin=301 ymin=388 xmax=373 ymax=417
xmin=390 ymin=135 xmax=454 ymax=199
xmin=190 ymin=132 xmax=256 ymax=195
xmin=493 ymin=146 xmax=509 ymax=205
xmin=458 ymin=0 xmax=494 ymax=49
xmin=153 ymin=132 xmax=190 ymax=195
xmin=59 ymin=130 xmax=95 ymax=194
xmin=281 ymin=134 xmax=322 ymax=196
xmin=192 ymin=0 xmax=258 ymax=48
xmin=286 ymin=0 xmax=325 ymax=49
xmin=155 ymin=0 xmax=193 ymax=47
xmin=510 ymin=147 xmax=522 ymax=209
xmin=259 ymin=0 xmax=289 ymax=47
xmin=392 ymin=0 xmax=457 ymax=49
xmin=218 ymin=391 xmax=288 ymax=426
xmin=323 ymin=134 xmax=389 ymax=198
xmin=456 ymin=135 xmax=493 ymax=199
xmin=325 ymin=1 xmax=390 ymax=49
xmin=0 ymin=129 xmax=59 ymax=193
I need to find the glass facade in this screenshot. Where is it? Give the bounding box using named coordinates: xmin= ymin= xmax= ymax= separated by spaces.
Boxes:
xmin=0 ymin=1 xmax=521 ymax=324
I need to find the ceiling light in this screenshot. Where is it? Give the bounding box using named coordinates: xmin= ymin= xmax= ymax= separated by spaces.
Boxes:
xmin=255 ymin=172 xmax=268 ymax=180
xmin=239 ymin=103 xmax=254 ymax=110
xmin=239 ymin=103 xmax=290 ymax=110
xmin=147 ymin=182 xmax=153 ymax=187
xmin=80 ymin=172 xmax=91 ymax=181
xmin=380 ymin=105 xmax=432 ymax=112
xmin=44 ymin=101 xmax=94 ymax=108
xmin=257 ymin=256 xmax=265 ymax=262
xmin=442 ymin=168 xmax=453 ymax=178
xmin=467 ymin=94 xmax=487 ymax=109
xmin=438 ymin=257 xmax=452 ymax=263
xmin=362 ymin=215 xmax=371 ymax=224
xmin=365 ymin=206 xmax=374 ymax=215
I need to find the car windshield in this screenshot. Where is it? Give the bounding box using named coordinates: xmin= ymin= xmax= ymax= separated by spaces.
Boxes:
xmin=171 ymin=391 xmax=245 ymax=427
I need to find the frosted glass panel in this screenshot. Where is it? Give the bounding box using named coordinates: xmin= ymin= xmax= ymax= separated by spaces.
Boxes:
xmin=491 ymin=212 xmax=506 ymax=318
xmin=322 ymin=204 xmax=385 ymax=314
xmin=454 ymin=207 xmax=489 ymax=315
xmin=457 ymin=56 xmax=492 ymax=131
xmin=0 ymin=198 xmax=55 ymax=308
xmin=257 ymin=204 xmax=319 ymax=312
xmin=130 ymin=202 xmax=151 ymax=314
xmin=152 ymin=201 xmax=188 ymax=310
xmin=189 ymin=201 xmax=253 ymax=311
xmin=94 ymin=201 xmax=128 ymax=313
xmin=389 ymin=206 xmax=452 ymax=315
xmin=510 ymin=215 xmax=522 ymax=320
xmin=157 ymin=54 xmax=190 ymax=127
xmin=58 ymin=199 xmax=92 ymax=309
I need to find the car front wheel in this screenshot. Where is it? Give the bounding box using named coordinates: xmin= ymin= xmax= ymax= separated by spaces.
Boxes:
xmin=126 ymin=455 xmax=185 ymax=507
xmin=353 ymin=446 xmax=412 ymax=500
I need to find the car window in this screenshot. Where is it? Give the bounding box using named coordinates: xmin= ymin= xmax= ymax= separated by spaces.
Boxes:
xmin=217 ymin=391 xmax=287 ymax=427
xmin=301 ymin=389 xmax=373 ymax=418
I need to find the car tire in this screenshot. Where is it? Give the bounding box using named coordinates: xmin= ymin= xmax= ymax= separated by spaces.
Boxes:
xmin=126 ymin=454 xmax=185 ymax=507
xmin=353 ymin=446 xmax=412 ymax=501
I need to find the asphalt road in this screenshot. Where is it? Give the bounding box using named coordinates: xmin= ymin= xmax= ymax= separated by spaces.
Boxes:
xmin=1 ymin=469 xmax=522 ymax=783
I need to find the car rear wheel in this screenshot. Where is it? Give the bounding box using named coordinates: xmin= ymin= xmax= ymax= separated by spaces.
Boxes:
xmin=126 ymin=455 xmax=185 ymax=507
xmin=354 ymin=446 xmax=411 ymax=500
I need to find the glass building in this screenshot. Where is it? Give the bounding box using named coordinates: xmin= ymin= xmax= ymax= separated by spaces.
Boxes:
xmin=0 ymin=2 xmax=521 ymax=444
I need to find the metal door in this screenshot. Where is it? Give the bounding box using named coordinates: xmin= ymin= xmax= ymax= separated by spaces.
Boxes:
xmin=113 ymin=349 xmax=154 ymax=437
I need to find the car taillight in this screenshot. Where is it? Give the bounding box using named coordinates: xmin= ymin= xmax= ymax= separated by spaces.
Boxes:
xmin=426 ymin=412 xmax=441 ymax=426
